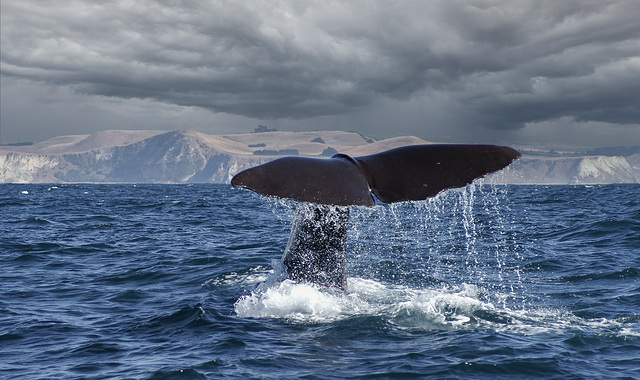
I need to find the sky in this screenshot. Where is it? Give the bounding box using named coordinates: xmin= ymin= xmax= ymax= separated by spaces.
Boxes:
xmin=1 ymin=0 xmax=639 ymax=147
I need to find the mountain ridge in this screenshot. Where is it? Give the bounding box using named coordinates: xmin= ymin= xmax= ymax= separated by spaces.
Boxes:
xmin=1 ymin=130 xmax=638 ymax=184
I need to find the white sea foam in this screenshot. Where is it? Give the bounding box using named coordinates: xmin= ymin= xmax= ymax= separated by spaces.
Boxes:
xmin=235 ymin=280 xmax=346 ymax=321
xmin=234 ymin=275 xmax=639 ymax=339
xmin=234 ymin=276 xmax=493 ymax=325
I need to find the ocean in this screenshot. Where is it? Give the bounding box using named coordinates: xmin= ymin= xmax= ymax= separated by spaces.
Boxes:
xmin=1 ymin=183 xmax=638 ymax=379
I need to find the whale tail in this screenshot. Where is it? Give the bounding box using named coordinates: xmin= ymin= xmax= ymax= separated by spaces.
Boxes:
xmin=231 ymin=144 xmax=521 ymax=289
xmin=231 ymin=144 xmax=520 ymax=206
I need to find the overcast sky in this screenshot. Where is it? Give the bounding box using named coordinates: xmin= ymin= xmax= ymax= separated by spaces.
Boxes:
xmin=2 ymin=0 xmax=639 ymax=147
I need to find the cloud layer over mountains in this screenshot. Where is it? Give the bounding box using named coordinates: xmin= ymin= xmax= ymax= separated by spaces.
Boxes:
xmin=2 ymin=1 xmax=639 ymax=145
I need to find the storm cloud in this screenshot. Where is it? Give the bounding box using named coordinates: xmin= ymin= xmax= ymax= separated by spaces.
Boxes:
xmin=2 ymin=0 xmax=639 ymax=145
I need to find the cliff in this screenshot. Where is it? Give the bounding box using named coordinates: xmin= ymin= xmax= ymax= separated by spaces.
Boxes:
xmin=1 ymin=130 xmax=639 ymax=184
xmin=487 ymin=154 xmax=640 ymax=184
xmin=0 ymin=129 xmax=400 ymax=184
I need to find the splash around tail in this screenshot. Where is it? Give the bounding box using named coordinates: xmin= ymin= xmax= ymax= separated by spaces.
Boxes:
xmin=231 ymin=144 xmax=520 ymax=289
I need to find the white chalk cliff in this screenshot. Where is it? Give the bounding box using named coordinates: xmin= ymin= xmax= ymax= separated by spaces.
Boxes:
xmin=1 ymin=130 xmax=638 ymax=184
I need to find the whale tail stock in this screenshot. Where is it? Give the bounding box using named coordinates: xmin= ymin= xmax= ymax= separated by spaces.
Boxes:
xmin=231 ymin=144 xmax=521 ymax=289
xmin=283 ymin=205 xmax=349 ymax=289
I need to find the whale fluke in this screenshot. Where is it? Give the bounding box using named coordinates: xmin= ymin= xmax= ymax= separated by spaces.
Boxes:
xmin=231 ymin=144 xmax=520 ymax=206
xmin=355 ymin=145 xmax=520 ymax=203
xmin=231 ymin=155 xmax=373 ymax=206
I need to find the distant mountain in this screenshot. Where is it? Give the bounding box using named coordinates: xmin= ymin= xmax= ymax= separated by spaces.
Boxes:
xmin=487 ymin=154 xmax=640 ymax=184
xmin=1 ymin=130 xmax=638 ymax=184
xmin=0 ymin=129 xmax=387 ymax=184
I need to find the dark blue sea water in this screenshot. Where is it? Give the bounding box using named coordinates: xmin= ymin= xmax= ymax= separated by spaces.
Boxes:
xmin=1 ymin=183 xmax=638 ymax=379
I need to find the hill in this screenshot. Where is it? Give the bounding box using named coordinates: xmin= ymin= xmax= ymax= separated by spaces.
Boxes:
xmin=1 ymin=130 xmax=638 ymax=184
xmin=0 ymin=130 xmax=427 ymax=183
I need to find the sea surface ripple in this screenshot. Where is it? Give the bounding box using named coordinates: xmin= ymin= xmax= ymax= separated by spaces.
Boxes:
xmin=1 ymin=184 xmax=638 ymax=379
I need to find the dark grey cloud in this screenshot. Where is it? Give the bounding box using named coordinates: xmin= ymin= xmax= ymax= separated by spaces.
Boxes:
xmin=2 ymin=0 xmax=639 ymax=145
